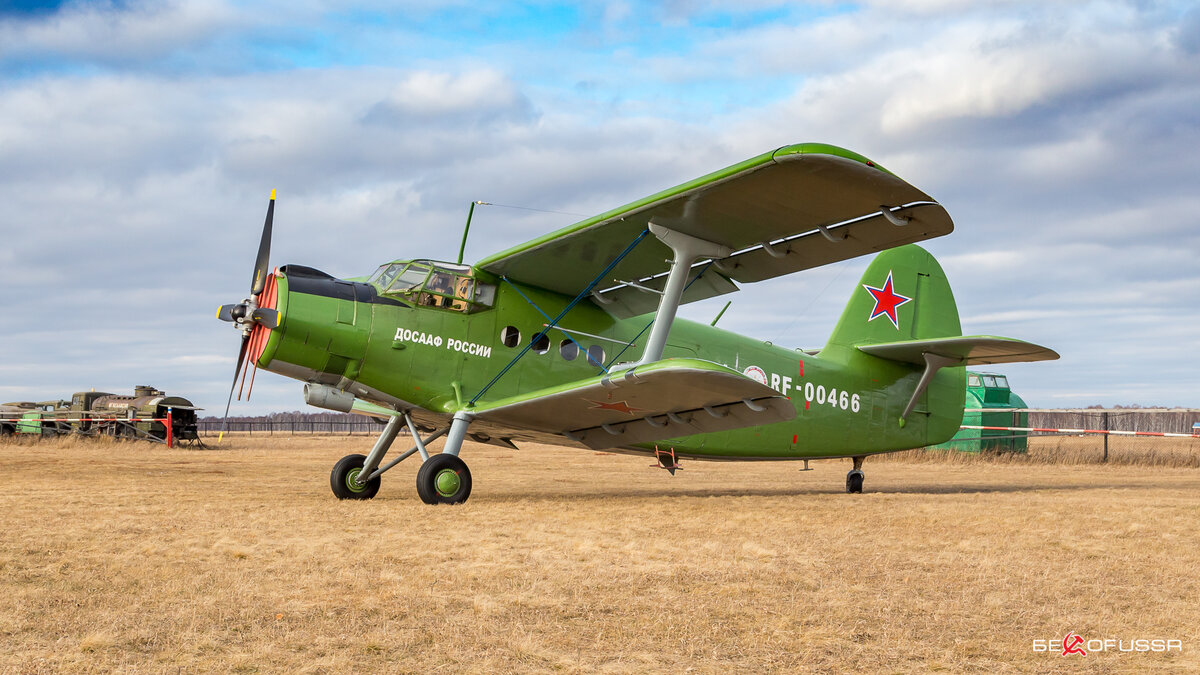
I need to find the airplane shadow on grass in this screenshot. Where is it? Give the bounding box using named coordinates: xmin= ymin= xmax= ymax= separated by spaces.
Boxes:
xmin=472 ymin=479 xmax=1181 ymax=502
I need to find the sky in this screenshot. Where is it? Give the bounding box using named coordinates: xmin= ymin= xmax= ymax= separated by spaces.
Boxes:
xmin=1 ymin=0 xmax=1197 ymax=415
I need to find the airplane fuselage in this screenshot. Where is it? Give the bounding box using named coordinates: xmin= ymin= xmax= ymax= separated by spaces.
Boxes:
xmin=254 ymin=262 xmax=963 ymax=461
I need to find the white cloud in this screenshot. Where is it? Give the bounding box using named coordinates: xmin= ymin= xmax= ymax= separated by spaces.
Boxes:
xmin=363 ymin=69 xmax=536 ymax=126
xmin=0 ymin=0 xmax=239 ymax=63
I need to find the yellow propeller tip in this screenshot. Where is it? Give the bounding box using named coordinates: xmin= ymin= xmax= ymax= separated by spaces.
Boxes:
xmin=269 ymin=188 xmax=276 ymax=200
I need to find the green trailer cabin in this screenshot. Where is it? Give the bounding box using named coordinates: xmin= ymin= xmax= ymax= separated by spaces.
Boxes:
xmin=928 ymin=371 xmax=1029 ymax=453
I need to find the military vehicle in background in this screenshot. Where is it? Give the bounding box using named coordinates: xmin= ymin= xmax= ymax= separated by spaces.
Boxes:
xmin=0 ymin=386 xmax=201 ymax=446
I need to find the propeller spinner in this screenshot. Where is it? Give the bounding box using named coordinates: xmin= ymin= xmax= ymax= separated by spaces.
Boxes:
xmin=217 ymin=190 xmax=281 ymax=433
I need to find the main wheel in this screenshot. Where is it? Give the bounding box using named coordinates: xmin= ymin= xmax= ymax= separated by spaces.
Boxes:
xmin=330 ymin=454 xmax=380 ymax=500
xmin=846 ymin=469 xmax=864 ymax=494
xmin=416 ymin=454 xmax=472 ymax=505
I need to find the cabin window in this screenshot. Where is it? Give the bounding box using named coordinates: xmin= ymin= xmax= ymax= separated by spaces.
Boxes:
xmin=586 ymin=345 xmax=606 ymax=367
xmin=531 ymin=333 xmax=550 ymax=354
xmin=968 ymin=375 xmax=981 ymax=387
xmin=501 ymin=326 xmax=520 ymax=348
xmin=560 ymin=340 xmax=578 ymax=361
xmin=994 ymin=376 xmax=1009 ymax=388
xmin=981 ymin=375 xmax=997 ymax=387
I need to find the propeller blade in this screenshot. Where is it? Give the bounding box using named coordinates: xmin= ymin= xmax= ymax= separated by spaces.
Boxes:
xmin=216 ymin=304 xmax=238 ymax=322
xmin=250 ymin=307 xmax=280 ymax=329
xmin=220 ymin=334 xmax=250 ymax=437
xmin=250 ymin=189 xmax=275 ymax=296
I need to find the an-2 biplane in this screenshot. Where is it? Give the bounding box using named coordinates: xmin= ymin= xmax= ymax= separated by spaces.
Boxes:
xmin=218 ymin=143 xmax=1057 ymax=503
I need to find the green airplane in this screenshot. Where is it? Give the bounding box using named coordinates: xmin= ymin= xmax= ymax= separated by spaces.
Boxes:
xmin=217 ymin=143 xmax=1057 ymax=504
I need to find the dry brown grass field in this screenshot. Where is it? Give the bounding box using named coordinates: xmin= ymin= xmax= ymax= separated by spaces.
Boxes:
xmin=2 ymin=435 xmax=1198 ymax=673
xmin=886 ymin=434 xmax=1200 ymax=468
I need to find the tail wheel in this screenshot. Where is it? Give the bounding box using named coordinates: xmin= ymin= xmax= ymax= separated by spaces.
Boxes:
xmin=416 ymin=454 xmax=472 ymax=505
xmin=846 ymin=469 xmax=864 ymax=494
xmin=330 ymin=454 xmax=380 ymax=500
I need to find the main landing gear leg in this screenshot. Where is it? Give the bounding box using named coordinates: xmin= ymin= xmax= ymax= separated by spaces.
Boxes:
xmin=330 ymin=414 xmax=454 ymax=501
xmin=846 ymin=455 xmax=865 ymax=494
xmin=416 ymin=411 xmax=474 ymax=505
xmin=330 ymin=414 xmax=405 ymax=500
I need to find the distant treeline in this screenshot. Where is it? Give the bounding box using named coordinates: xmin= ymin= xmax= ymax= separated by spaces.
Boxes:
xmin=199 ymin=411 xmax=377 ymax=424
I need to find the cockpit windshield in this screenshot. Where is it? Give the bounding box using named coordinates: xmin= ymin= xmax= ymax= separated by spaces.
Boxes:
xmin=388 ymin=264 xmax=432 ymax=293
xmin=370 ymin=264 xmax=403 ymax=289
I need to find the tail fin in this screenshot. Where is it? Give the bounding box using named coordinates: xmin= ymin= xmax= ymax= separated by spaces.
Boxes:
xmin=824 ymin=244 xmax=961 ymax=351
xmin=821 ymin=244 xmax=1057 ymax=443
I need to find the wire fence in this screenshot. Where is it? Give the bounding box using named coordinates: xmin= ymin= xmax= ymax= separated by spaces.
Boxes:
xmin=197 ymin=418 xmax=386 ymax=436
xmin=199 ymin=409 xmax=1200 ymax=442
xmin=1029 ymin=409 xmax=1198 ymax=436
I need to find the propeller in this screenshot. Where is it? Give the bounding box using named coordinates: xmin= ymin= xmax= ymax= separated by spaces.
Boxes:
xmin=217 ymin=190 xmax=278 ymax=438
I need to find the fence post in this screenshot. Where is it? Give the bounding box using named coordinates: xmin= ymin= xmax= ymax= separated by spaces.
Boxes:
xmin=166 ymin=410 xmax=173 ymax=448
xmin=1102 ymin=411 xmax=1109 ymax=462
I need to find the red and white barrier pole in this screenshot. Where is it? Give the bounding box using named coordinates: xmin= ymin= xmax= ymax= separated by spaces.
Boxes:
xmin=0 ymin=416 xmax=175 ymax=445
xmin=0 ymin=417 xmax=168 ymax=422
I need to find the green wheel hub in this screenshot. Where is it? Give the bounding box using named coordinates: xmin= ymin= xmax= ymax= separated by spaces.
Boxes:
xmin=345 ymin=467 xmax=369 ymax=493
xmin=434 ymin=469 xmax=461 ymax=497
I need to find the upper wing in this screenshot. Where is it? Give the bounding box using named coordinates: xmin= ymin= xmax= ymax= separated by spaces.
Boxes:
xmin=469 ymin=358 xmax=795 ymax=450
xmin=477 ymin=143 xmax=953 ymax=318
xmin=858 ymin=336 xmax=1060 ymax=366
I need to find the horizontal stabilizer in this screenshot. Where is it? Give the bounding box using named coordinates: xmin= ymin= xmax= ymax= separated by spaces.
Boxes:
xmin=470 ymin=358 xmax=795 ymax=449
xmin=859 ymin=336 xmax=1059 ymax=366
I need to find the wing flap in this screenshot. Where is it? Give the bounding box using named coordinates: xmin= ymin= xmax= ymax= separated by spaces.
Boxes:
xmin=470 ymin=358 xmax=795 ymax=449
xmin=858 ymin=336 xmax=1060 ymax=366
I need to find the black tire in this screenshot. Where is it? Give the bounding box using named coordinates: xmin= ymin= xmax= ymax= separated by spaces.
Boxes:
xmin=330 ymin=454 xmax=380 ymax=500
xmin=846 ymin=470 xmax=864 ymax=494
xmin=416 ymin=454 xmax=472 ymax=505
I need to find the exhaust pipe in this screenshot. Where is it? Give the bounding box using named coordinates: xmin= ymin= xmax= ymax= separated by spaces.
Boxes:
xmin=303 ymin=383 xmax=354 ymax=413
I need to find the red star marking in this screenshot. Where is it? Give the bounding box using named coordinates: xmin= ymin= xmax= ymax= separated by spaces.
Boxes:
xmin=862 ymin=270 xmax=912 ymax=329
xmin=585 ymin=399 xmax=643 ymax=415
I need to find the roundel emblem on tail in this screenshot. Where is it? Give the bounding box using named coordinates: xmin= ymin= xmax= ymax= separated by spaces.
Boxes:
xmin=862 ymin=270 xmax=912 ymax=329
xmin=742 ymin=365 xmax=768 ymax=385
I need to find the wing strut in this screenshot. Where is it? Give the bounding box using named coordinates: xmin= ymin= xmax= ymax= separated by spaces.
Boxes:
xmin=468 ymin=228 xmax=651 ymax=406
xmin=635 ymin=223 xmax=732 ymax=366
